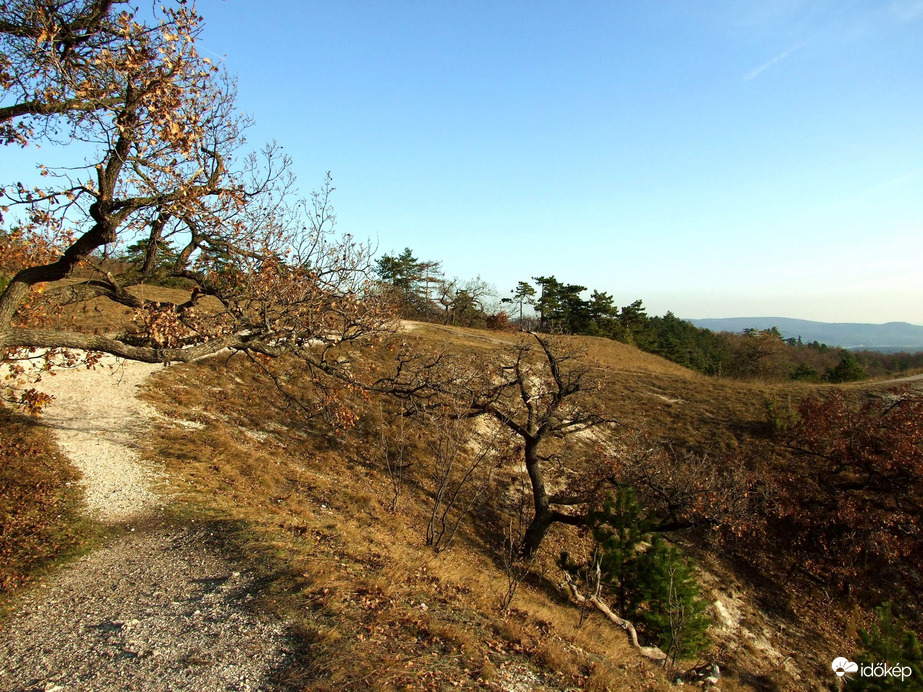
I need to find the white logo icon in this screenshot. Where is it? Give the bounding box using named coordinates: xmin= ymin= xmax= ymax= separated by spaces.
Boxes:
xmin=832 ymin=657 xmax=859 ymax=677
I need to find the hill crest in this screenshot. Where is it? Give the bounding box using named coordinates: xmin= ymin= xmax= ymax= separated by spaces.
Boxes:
xmin=687 ymin=316 xmax=923 ymax=351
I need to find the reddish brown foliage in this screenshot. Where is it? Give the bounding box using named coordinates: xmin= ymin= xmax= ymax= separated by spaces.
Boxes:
xmin=773 ymin=389 xmax=923 ymax=602
xmin=0 ymin=409 xmax=90 ymax=593
xmin=607 ymin=439 xmax=764 ymax=539
xmin=2 ymin=3 xmax=391 ymax=417
xmin=485 ymin=311 xmax=515 ymax=332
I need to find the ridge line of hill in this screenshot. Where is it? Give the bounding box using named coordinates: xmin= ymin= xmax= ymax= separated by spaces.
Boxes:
xmin=687 ymin=316 xmax=923 ymax=351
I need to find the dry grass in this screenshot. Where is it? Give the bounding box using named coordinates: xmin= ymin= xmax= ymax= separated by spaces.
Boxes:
xmin=135 ymin=320 xmax=867 ymax=690
xmin=20 ymin=289 xmax=854 ymax=688
xmin=41 ymin=280 xmax=223 ymax=335
xmin=11 ymin=282 xmax=901 ymax=688
xmin=0 ymin=408 xmax=98 ymax=603
xmin=140 ymin=344 xmax=685 ymax=691
xmin=403 ymin=322 xmax=812 ymax=454
xmin=24 ymin=290 xmax=856 ymax=688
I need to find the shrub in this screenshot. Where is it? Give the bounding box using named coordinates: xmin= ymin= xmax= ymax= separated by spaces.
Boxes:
xmin=790 ymin=363 xmax=821 ymax=382
xmin=826 ymin=352 xmax=866 ymax=383
xmin=777 ymin=390 xmax=923 ymax=599
xmin=485 ymin=311 xmax=514 ymax=331
xmin=849 ymin=604 xmax=923 ymax=690
xmin=765 ymin=395 xmax=800 ymax=436
xmin=561 ymin=488 xmax=711 ymax=661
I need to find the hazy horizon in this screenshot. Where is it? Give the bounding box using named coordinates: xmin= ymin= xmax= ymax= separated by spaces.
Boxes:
xmin=684 ymin=315 xmax=923 ymax=327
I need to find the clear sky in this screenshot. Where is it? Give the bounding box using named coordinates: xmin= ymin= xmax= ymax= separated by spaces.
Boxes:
xmin=11 ymin=1 xmax=923 ymax=323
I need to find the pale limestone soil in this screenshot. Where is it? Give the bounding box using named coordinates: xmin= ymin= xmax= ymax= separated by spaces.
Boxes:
xmin=872 ymin=372 xmax=923 ymax=390
xmin=0 ymin=356 xmax=291 ymax=691
xmin=25 ymin=357 xmax=164 ymax=523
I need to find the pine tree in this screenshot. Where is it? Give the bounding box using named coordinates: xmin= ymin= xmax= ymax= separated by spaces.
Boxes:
xmin=588 ymin=290 xmax=617 ymax=334
xmin=634 ymin=536 xmax=711 ymax=660
xmin=850 ymin=604 xmax=923 ymax=691
xmin=375 ymin=248 xmax=442 ymax=318
xmin=532 ymin=275 xmax=562 ymax=331
xmin=376 ymin=248 xmax=424 ymax=293
xmin=826 ymin=351 xmax=867 ymax=383
xmin=560 ymin=488 xmax=711 ymax=661
xmin=501 ymin=281 xmax=537 ymax=327
xmin=589 ymin=488 xmax=651 ymax=612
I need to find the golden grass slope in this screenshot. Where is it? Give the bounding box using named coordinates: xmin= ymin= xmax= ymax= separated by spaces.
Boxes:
xmin=140 ymin=353 xmax=656 ymax=691
xmin=130 ymin=318 xmax=826 ymax=690
xmin=31 ymin=288 xmax=844 ymax=689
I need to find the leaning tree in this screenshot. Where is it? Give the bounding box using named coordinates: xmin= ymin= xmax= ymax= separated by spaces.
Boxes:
xmin=382 ymin=332 xmax=620 ymax=556
xmin=381 ymin=331 xmax=759 ymax=557
xmin=0 ymin=1 xmax=390 ymax=412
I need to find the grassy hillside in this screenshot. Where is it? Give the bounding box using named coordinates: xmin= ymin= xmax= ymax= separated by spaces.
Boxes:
xmin=18 ymin=285 xmax=919 ymax=690
xmin=140 ymin=350 xmax=652 ymax=690
xmin=132 ymin=314 xmax=860 ymax=690
xmin=404 ymin=321 xmax=796 ymax=453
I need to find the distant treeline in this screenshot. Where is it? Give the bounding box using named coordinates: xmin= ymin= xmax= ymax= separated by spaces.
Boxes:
xmin=376 ymin=249 xmax=923 ymax=382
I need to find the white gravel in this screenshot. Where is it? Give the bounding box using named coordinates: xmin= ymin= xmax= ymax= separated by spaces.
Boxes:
xmin=0 ymin=525 xmax=288 ymax=691
xmin=24 ymin=356 xmax=164 ymax=523
xmin=0 ymin=354 xmax=293 ymax=691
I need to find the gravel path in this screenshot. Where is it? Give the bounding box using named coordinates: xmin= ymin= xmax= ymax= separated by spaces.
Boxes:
xmin=27 ymin=358 xmax=164 ymax=523
xmin=0 ymin=357 xmax=292 ymax=691
xmin=873 ymin=372 xmax=923 ymax=390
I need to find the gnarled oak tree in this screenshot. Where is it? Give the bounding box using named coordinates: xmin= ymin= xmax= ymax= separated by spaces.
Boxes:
xmin=383 ymin=333 xmax=618 ymax=556
xmin=1 ymin=1 xmax=389 ymax=411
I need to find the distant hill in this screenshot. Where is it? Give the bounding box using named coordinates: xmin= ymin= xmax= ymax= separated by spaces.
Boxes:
xmin=686 ymin=317 xmax=923 ymax=352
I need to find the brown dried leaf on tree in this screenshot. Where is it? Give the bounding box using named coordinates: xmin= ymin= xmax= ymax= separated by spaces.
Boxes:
xmin=1 ymin=1 xmax=392 ymax=415
xmin=771 ymin=388 xmax=923 ymax=599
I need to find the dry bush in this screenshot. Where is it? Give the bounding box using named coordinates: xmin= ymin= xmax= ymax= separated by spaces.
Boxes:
xmin=770 ymin=388 xmax=923 ymax=605
xmin=0 ymin=408 xmax=95 ymax=596
xmin=423 ymin=399 xmax=515 ymax=552
xmin=485 ymin=311 xmax=515 ymax=331
xmin=375 ymin=401 xmax=415 ymax=512
xmin=139 ymin=345 xmax=675 ymax=690
xmin=608 ymin=436 xmax=763 ymax=537
xmin=494 ymin=495 xmax=531 ymax=613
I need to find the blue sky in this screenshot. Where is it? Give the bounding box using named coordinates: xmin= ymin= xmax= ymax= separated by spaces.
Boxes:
xmin=9 ymin=1 xmax=923 ymax=323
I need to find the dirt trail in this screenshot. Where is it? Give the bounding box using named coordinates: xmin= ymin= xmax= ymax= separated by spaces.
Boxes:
xmin=871 ymin=372 xmax=923 ymax=389
xmin=0 ymin=358 xmax=290 ymax=691
xmin=28 ymin=359 xmax=164 ymax=523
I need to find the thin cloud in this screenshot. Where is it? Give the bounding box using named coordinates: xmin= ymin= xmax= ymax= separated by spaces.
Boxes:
xmin=852 ymin=168 xmax=923 ymax=202
xmin=891 ymin=0 xmax=923 ymax=22
xmin=743 ymin=43 xmax=806 ymax=81
xmin=816 ymin=168 xmax=923 ymax=214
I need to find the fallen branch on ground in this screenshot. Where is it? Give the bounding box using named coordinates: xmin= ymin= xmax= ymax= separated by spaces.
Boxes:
xmin=561 ymin=572 xmax=667 ymax=662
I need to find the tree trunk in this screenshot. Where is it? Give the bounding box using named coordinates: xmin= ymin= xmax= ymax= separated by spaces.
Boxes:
xmin=521 ymin=437 xmax=552 ymax=558
xmin=522 ymin=510 xmax=554 ymax=558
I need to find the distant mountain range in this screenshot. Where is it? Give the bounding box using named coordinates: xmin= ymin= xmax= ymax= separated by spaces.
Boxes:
xmin=686 ymin=317 xmax=923 ymax=352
